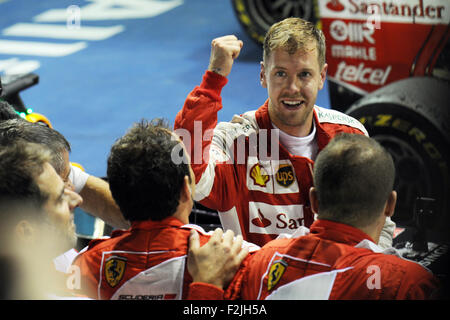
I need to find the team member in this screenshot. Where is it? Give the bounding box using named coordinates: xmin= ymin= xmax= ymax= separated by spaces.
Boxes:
xmin=0 ymin=141 xmax=83 ymax=298
xmin=174 ymin=17 xmax=394 ymax=247
xmin=0 ymin=118 xmax=129 ymax=229
xmin=187 ymin=134 xmax=440 ymax=300
xmin=72 ymin=119 xmax=250 ymax=300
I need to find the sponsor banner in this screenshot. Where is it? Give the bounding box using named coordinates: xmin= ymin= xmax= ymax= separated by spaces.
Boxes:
xmin=249 ymin=202 xmax=304 ymax=235
xmin=323 ymin=19 xmax=448 ymax=92
xmin=321 ymin=0 xmax=449 ymax=93
xmin=319 ymin=0 xmax=450 ymax=25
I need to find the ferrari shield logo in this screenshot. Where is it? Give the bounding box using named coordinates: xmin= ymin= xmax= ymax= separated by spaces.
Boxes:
xmin=267 ymin=260 xmax=287 ymax=291
xmin=105 ymin=256 xmax=127 ymax=288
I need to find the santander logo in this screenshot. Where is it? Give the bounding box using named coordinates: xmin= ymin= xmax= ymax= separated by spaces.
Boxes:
xmin=327 ymin=0 xmax=345 ymax=12
xmin=251 ymin=209 xmax=272 ymax=228
xmin=323 ymin=0 xmax=447 ymax=20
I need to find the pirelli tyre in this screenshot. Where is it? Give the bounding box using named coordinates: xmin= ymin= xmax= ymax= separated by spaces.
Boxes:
xmin=231 ymin=0 xmax=318 ymax=44
xmin=346 ymin=77 xmax=449 ymax=233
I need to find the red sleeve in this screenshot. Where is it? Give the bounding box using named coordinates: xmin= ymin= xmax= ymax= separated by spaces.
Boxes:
xmin=174 ymin=71 xmax=227 ymax=129
xmin=174 ymin=71 xmax=226 ymax=183
xmin=187 ymin=282 xmax=225 ymax=300
xmin=173 ymin=71 xmax=243 ymax=212
xmin=174 ymin=71 xmax=227 ymax=178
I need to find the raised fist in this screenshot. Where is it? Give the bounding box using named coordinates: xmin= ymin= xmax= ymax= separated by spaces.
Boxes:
xmin=208 ymin=35 xmax=243 ymax=77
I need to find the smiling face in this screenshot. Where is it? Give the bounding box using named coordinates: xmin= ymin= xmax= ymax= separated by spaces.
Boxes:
xmin=261 ymin=45 xmax=327 ymax=137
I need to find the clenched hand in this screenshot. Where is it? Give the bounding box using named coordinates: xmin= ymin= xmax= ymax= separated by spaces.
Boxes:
xmin=208 ymin=35 xmax=243 ymax=78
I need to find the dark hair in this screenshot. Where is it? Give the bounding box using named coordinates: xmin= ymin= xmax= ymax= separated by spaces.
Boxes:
xmin=107 ymin=119 xmax=191 ymax=222
xmin=0 ymin=100 xmax=21 ymax=121
xmin=0 ymin=141 xmax=51 ymax=209
xmin=313 ymin=133 xmax=395 ymax=228
xmin=0 ymin=119 xmax=70 ymax=175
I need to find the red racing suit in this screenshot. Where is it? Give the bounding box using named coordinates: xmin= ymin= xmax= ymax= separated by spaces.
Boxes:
xmin=188 ymin=219 xmax=440 ymax=300
xmin=174 ymin=70 xmax=369 ymax=247
xmin=71 ymin=217 xmax=213 ymax=300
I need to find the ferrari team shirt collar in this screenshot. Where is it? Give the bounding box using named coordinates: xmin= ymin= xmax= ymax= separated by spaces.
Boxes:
xmin=130 ymin=216 xmax=185 ymax=231
xmin=309 ymin=219 xmax=375 ymax=246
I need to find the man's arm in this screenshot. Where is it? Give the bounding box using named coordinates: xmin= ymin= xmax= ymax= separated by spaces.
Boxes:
xmin=79 ymin=175 xmax=130 ymax=230
xmin=69 ymin=164 xmax=129 ymax=229
xmin=187 ymin=228 xmax=248 ymax=300
xmin=174 ymin=36 xmax=245 ymax=211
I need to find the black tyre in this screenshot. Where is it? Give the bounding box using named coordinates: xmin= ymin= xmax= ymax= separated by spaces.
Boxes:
xmin=346 ymin=77 xmax=449 ymax=233
xmin=231 ymin=0 xmax=318 ymax=44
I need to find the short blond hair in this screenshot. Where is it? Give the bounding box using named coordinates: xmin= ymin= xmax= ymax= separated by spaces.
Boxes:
xmin=263 ymin=17 xmax=326 ymax=68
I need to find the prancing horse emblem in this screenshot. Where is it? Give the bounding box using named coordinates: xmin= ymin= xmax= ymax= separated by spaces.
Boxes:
xmin=267 ymin=259 xmax=288 ymax=291
xmin=105 ymin=256 xmax=127 ymax=288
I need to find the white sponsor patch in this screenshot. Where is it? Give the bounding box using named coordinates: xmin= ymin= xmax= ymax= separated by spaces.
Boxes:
xmin=265 ymin=267 xmax=354 ymax=300
xmin=315 ymin=106 xmax=369 ymax=136
xmin=247 ymin=158 xmax=299 ymax=195
xmin=110 ymin=255 xmax=185 ymax=300
xmin=248 ymin=202 xmax=304 ymax=235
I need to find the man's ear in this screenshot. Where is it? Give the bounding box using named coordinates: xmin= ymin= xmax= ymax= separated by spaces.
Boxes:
xmin=180 ymin=175 xmax=192 ymax=202
xmin=384 ymin=190 xmax=397 ymax=218
xmin=14 ymin=220 xmax=35 ymax=244
xmin=309 ymin=187 xmax=319 ymax=215
xmin=260 ymin=61 xmax=267 ymax=88
xmin=319 ymin=63 xmax=328 ymax=90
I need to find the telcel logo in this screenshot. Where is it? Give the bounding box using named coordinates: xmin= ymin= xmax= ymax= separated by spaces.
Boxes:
xmin=334 ymin=61 xmax=391 ymax=86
